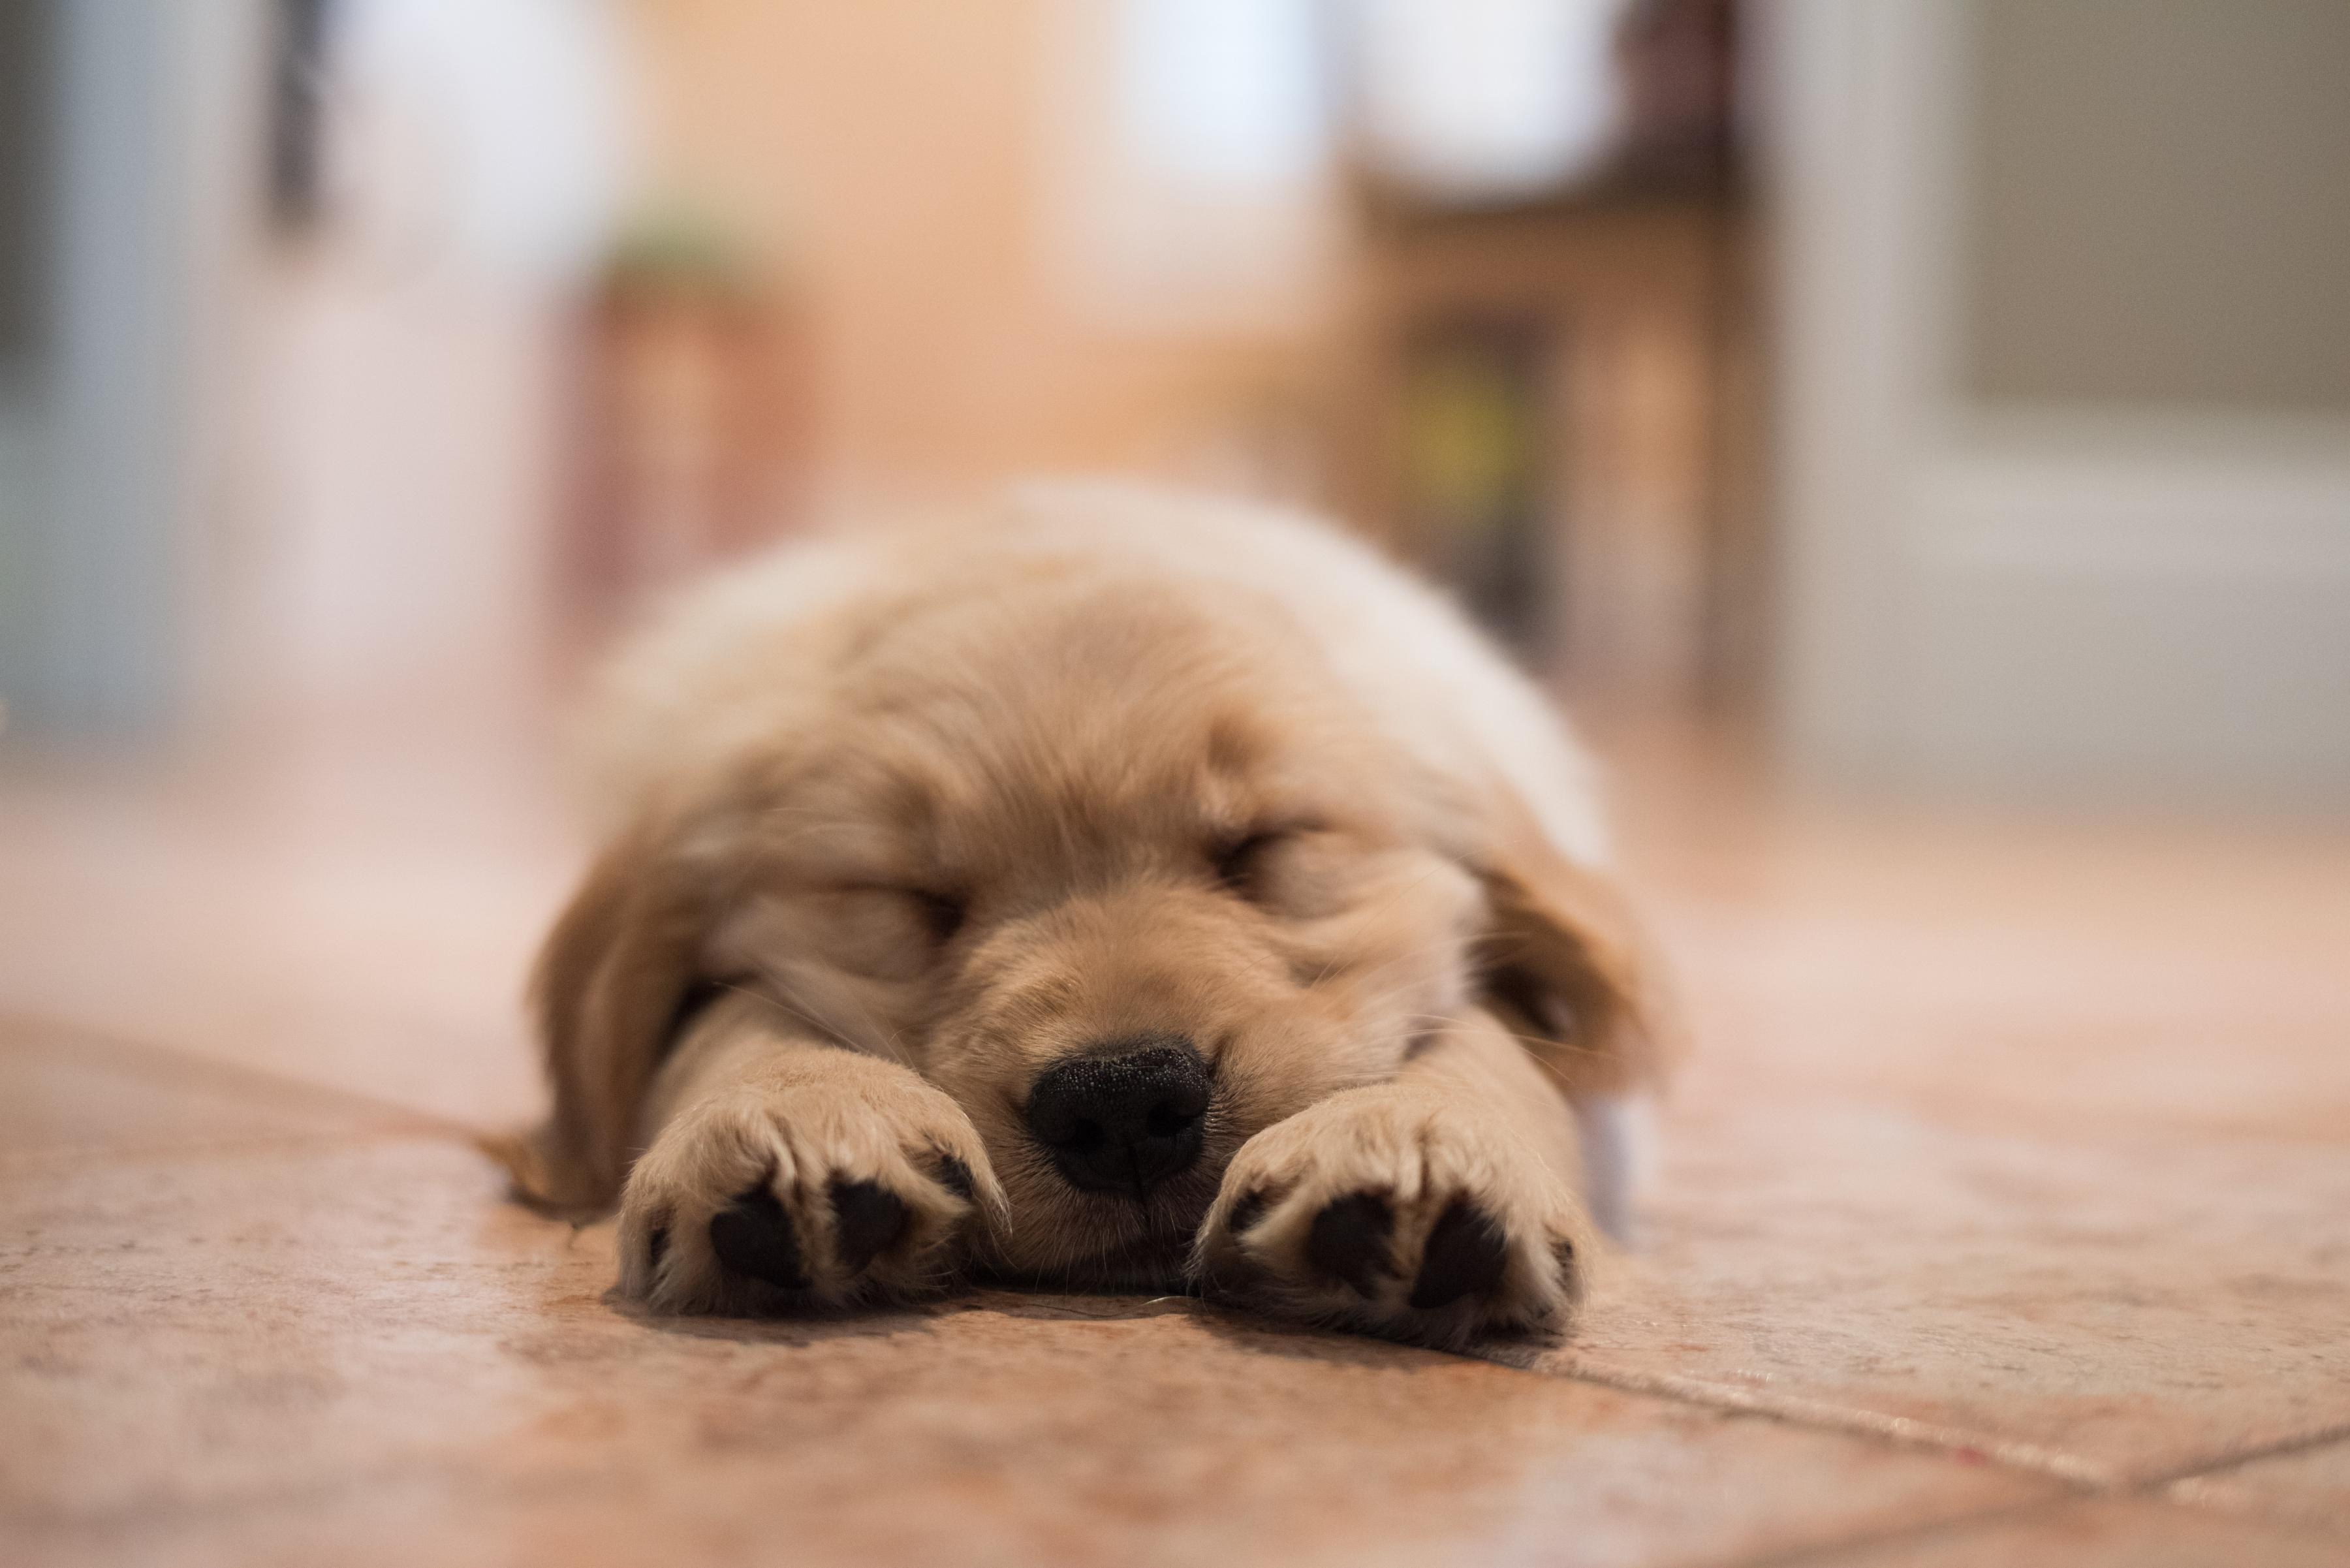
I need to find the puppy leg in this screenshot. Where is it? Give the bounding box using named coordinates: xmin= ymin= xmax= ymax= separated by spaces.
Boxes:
xmin=616 ymin=994 xmax=1005 ymax=1315
xmin=1193 ymin=1011 xmax=1593 ymax=1349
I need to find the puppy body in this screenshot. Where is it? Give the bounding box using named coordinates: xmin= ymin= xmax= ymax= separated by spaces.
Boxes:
xmin=513 ymin=482 xmax=1678 ymax=1347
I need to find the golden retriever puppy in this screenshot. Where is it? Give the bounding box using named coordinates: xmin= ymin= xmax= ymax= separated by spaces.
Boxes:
xmin=502 ymin=481 xmax=1679 ymax=1348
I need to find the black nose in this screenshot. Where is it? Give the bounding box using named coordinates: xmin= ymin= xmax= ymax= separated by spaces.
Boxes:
xmin=1024 ymin=1035 xmax=1212 ymax=1197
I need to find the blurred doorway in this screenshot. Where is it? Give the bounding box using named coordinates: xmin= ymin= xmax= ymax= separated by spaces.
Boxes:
xmin=0 ymin=2 xmax=247 ymax=737
xmin=1772 ymin=0 xmax=2350 ymax=808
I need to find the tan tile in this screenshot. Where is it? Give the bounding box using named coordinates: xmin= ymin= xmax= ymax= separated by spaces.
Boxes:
xmin=1598 ymin=721 xmax=2350 ymax=1146
xmin=0 ymin=1137 xmax=2052 ymax=1568
xmin=1522 ymin=1088 xmax=2350 ymax=1486
xmin=0 ymin=1016 xmax=428 ymax=1167
xmin=1802 ymin=1496 xmax=2345 ymax=1567
xmin=1659 ymin=898 xmax=2350 ymax=1147
xmin=10 ymin=697 xmax=2349 ymax=1562
xmin=1538 ymin=745 xmax=2350 ymax=1490
xmin=0 ymin=757 xmax=569 ymax=1127
xmin=2165 ymin=1435 xmax=2350 ymax=1539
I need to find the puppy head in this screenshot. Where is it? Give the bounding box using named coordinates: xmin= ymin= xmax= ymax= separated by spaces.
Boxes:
xmin=517 ymin=578 xmax=1674 ymax=1283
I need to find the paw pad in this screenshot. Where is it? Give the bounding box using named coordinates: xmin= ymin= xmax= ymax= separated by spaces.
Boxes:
xmin=1305 ymin=1192 xmax=1395 ymax=1297
xmin=1406 ymin=1200 xmax=1508 ymax=1309
xmin=708 ymin=1185 xmax=809 ymax=1290
xmin=828 ymin=1178 xmax=910 ymax=1274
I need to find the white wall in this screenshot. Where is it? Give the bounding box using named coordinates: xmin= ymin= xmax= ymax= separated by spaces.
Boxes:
xmin=0 ymin=0 xmax=263 ymax=738
xmin=1767 ymin=0 xmax=2350 ymax=811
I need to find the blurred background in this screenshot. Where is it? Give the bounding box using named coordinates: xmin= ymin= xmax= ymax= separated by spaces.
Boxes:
xmin=2 ymin=0 xmax=2347 ymax=804
xmin=8 ymin=12 xmax=2350 ymax=1556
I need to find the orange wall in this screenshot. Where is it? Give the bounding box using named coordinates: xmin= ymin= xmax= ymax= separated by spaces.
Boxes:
xmin=627 ymin=0 xmax=1335 ymax=503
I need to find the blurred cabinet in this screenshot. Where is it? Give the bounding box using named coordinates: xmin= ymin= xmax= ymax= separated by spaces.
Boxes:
xmin=1330 ymin=0 xmax=1759 ymax=706
xmin=1341 ymin=188 xmax=1756 ymax=704
xmin=557 ymin=244 xmax=817 ymax=642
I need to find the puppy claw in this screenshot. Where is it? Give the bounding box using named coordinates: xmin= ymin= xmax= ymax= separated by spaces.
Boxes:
xmin=1224 ymin=1184 xmax=1280 ymax=1238
xmin=922 ymin=1148 xmax=977 ymax=1202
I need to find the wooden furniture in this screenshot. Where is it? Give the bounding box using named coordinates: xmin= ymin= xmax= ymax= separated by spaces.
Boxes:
xmin=557 ymin=230 xmax=817 ymax=645
xmin=1332 ymin=0 xmax=1760 ymax=707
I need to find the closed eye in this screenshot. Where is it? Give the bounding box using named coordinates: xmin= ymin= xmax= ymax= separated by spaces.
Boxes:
xmin=838 ymin=883 xmax=967 ymax=945
xmin=1210 ymin=830 xmax=1289 ymax=900
xmin=911 ymin=890 xmax=967 ymax=943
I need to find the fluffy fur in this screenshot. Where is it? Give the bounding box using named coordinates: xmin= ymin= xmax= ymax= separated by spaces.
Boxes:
xmin=499 ymin=481 xmax=1681 ymax=1347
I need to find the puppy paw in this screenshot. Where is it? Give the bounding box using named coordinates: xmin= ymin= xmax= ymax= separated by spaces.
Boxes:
xmin=1192 ymin=1087 xmax=1590 ymax=1349
xmin=616 ymin=1057 xmax=1004 ymax=1314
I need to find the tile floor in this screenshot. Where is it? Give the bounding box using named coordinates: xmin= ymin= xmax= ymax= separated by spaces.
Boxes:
xmin=3 ymin=713 xmax=2345 ymax=1566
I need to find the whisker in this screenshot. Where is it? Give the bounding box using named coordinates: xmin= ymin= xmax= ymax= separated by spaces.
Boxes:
xmin=1396 ymin=1008 xmax=1602 ymax=1057
xmin=738 ymin=965 xmax=918 ymax=1069
xmin=1300 ymin=866 xmax=1447 ymax=991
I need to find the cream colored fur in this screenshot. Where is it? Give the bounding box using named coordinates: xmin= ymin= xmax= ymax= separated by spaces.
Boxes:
xmin=510 ymin=482 xmax=1680 ymax=1348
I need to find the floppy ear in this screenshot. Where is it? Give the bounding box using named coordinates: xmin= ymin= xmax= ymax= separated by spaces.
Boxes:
xmin=1473 ymin=797 xmax=1685 ymax=1102
xmin=486 ymin=811 xmax=717 ymax=1215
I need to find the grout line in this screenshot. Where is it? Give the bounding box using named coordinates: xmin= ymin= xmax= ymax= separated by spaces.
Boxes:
xmin=1673 ymin=1408 xmax=2350 ymax=1567
xmin=2137 ymin=1417 xmax=2350 ymax=1493
xmin=2161 ymin=1486 xmax=2350 ymax=1544
xmin=1712 ymin=1497 xmax=2064 ymax=1568
xmin=0 ymin=1007 xmax=508 ymax=1142
xmin=2141 ymin=1419 xmax=2350 ymax=1541
xmin=1722 ymin=1464 xmax=2350 ymax=1568
xmin=0 ymin=1123 xmax=467 ymax=1177
xmin=1546 ymin=1357 xmax=2118 ymax=1490
xmin=13 ymin=1013 xmax=2344 ymax=1548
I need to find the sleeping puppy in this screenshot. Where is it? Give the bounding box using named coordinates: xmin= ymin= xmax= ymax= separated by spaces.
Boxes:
xmin=503 ymin=481 xmax=1680 ymax=1348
